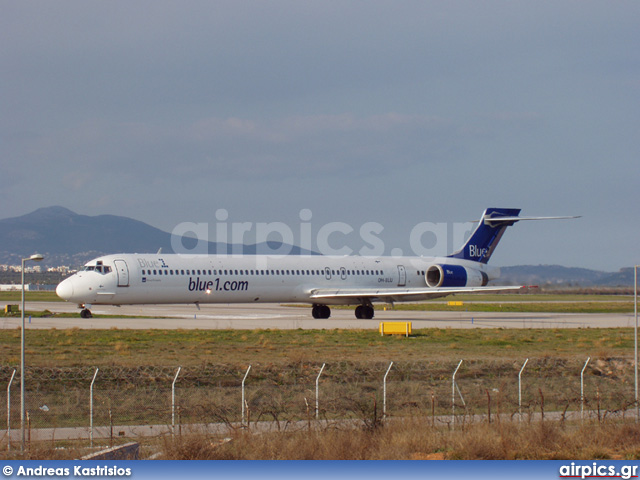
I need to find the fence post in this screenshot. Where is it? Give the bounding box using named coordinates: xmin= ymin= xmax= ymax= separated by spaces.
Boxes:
xmin=89 ymin=368 xmax=99 ymax=448
xmin=383 ymin=362 xmax=394 ymax=419
xmin=518 ymin=358 xmax=529 ymax=419
xmin=7 ymin=369 xmax=16 ymax=451
xmin=172 ymin=367 xmax=182 ymax=436
xmin=452 ymin=360 xmax=463 ymax=426
xmin=581 ymin=357 xmax=591 ymax=422
xmin=241 ymin=366 xmax=251 ymax=426
xmin=315 ymin=363 xmax=325 ymax=420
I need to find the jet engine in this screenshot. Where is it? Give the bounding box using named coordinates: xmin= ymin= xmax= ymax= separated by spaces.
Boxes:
xmin=425 ymin=264 xmax=488 ymax=288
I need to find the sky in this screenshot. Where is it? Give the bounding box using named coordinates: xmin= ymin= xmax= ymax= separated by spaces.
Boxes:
xmin=1 ymin=1 xmax=639 ymax=271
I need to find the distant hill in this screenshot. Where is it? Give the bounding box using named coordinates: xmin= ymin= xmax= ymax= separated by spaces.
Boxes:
xmin=0 ymin=206 xmax=312 ymax=268
xmin=498 ymin=265 xmax=633 ymax=287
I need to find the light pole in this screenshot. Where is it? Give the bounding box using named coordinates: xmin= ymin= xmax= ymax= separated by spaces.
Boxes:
xmin=635 ymin=266 xmax=639 ymax=422
xmin=21 ymin=253 xmax=43 ymax=452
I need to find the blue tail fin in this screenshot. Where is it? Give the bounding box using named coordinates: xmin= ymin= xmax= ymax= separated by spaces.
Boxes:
xmin=449 ymin=208 xmax=521 ymax=264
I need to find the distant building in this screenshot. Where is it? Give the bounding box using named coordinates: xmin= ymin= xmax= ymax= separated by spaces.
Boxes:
xmin=47 ymin=266 xmax=72 ymax=273
xmin=0 ymin=284 xmax=31 ymax=291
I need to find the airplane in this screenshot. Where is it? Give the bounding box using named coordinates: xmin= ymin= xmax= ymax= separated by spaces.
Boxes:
xmin=55 ymin=208 xmax=577 ymax=319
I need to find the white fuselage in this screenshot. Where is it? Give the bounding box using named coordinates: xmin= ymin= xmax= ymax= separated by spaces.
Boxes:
xmin=56 ymin=253 xmax=499 ymax=307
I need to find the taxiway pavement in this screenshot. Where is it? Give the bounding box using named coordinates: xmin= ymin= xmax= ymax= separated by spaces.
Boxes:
xmin=0 ymin=301 xmax=633 ymax=330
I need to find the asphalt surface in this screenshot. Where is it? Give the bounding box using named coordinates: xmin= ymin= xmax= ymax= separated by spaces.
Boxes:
xmin=0 ymin=301 xmax=634 ymax=330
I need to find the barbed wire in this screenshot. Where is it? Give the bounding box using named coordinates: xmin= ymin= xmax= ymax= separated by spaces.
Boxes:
xmin=1 ymin=358 xmax=636 ymax=434
xmin=0 ymin=357 xmax=634 ymax=387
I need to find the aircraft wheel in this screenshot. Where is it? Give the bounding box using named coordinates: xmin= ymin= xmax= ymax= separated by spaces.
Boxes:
xmin=80 ymin=308 xmax=92 ymax=319
xmin=312 ymin=305 xmax=331 ymax=319
xmin=355 ymin=305 xmax=374 ymax=319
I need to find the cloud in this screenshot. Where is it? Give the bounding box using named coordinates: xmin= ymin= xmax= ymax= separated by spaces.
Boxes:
xmin=185 ymin=113 xmax=460 ymax=178
xmin=1 ymin=1 xmax=639 ymax=270
xmin=15 ymin=113 xmax=460 ymax=182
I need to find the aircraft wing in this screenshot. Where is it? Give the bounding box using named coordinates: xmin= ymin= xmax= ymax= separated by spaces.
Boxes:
xmin=309 ymin=285 xmax=524 ymax=303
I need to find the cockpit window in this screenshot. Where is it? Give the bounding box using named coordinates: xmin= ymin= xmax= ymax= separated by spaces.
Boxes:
xmin=83 ymin=265 xmax=112 ymax=274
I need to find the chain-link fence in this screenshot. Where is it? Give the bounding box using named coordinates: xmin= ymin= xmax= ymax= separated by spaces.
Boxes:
xmin=1 ymin=357 xmax=637 ymax=447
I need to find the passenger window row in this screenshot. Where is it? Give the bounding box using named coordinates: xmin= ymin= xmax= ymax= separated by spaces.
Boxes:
xmin=140 ymin=268 xmax=385 ymax=277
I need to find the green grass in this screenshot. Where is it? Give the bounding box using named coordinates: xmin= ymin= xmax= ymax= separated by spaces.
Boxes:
xmin=0 ymin=327 xmax=633 ymax=368
xmin=438 ymin=293 xmax=632 ymax=302
xmin=1 ymin=318 xmax=637 ymax=459
xmin=0 ymin=291 xmax=61 ymax=302
xmin=388 ymin=301 xmax=633 ymax=313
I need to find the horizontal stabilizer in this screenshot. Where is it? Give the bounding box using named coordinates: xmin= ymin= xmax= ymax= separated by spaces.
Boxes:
xmin=483 ymin=215 xmax=581 ymax=226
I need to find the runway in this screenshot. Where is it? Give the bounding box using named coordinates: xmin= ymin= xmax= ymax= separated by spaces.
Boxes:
xmin=0 ymin=301 xmax=634 ymax=330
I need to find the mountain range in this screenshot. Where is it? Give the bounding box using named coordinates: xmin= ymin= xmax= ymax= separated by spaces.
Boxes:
xmin=0 ymin=206 xmax=312 ymax=268
xmin=0 ymin=207 xmax=632 ymax=286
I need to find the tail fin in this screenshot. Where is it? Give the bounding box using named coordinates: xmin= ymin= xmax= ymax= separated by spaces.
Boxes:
xmin=449 ymin=208 xmax=521 ymax=264
xmin=449 ymin=208 xmax=581 ymax=264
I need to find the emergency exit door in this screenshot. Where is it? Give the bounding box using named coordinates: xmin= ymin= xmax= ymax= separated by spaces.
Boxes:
xmin=397 ymin=265 xmax=406 ymax=286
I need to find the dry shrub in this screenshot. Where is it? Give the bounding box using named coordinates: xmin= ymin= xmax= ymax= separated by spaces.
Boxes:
xmin=1 ymin=443 xmax=87 ymax=461
xmin=162 ymin=433 xmax=237 ymax=460
xmin=158 ymin=420 xmax=640 ymax=460
xmin=445 ymin=422 xmax=563 ymax=459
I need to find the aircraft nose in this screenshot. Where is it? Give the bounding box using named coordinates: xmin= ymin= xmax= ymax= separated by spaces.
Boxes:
xmin=56 ymin=278 xmax=74 ymax=301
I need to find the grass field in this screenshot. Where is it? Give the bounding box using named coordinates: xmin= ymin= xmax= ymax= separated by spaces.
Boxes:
xmin=0 ymin=291 xmax=61 ymax=302
xmin=1 ymin=291 xmax=638 ymax=460
xmin=0 ymin=327 xmax=635 ymax=367
xmin=390 ymin=301 xmax=632 ymax=313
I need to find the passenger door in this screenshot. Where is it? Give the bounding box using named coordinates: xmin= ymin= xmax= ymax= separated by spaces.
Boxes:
xmin=114 ymin=260 xmax=130 ymax=287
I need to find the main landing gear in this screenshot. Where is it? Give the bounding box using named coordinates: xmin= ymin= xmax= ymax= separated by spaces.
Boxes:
xmin=312 ymin=304 xmax=331 ymax=319
xmin=311 ymin=304 xmax=375 ymax=319
xmin=355 ymin=305 xmax=374 ymax=319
